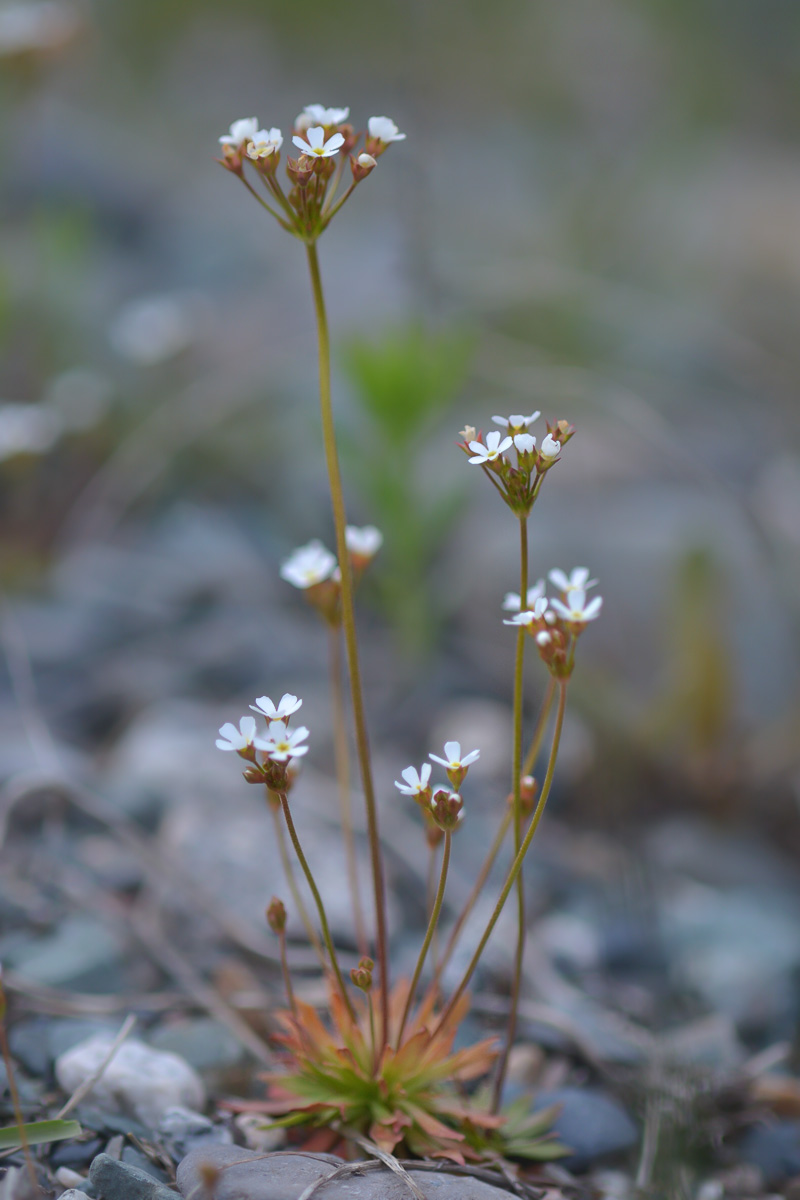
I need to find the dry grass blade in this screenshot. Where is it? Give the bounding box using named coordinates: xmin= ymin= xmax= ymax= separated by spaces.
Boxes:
xmin=56 ymin=1013 xmax=137 ymax=1119
xmin=348 ymin=1136 xmax=429 ymax=1200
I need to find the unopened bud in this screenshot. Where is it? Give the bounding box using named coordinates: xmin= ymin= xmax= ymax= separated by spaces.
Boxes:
xmin=267 ymin=897 xmax=287 ymax=934
xmin=351 ymin=152 xmax=377 ymax=182
xmin=350 ymin=956 xmax=374 ymax=991
xmin=431 ymin=788 xmax=464 ymax=832
xmin=520 ymin=774 xmax=538 ymax=815
xmin=539 ymin=434 xmax=561 ymax=460
xmin=242 ymin=766 xmax=265 ymax=784
xmin=286 ymin=156 xmax=313 ymax=187
xmin=459 ymin=426 xmax=477 ymax=443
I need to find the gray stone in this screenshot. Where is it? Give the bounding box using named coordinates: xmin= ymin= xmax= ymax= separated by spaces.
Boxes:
xmin=148 ymin=1019 xmax=245 ymax=1073
xmin=89 ymin=1153 xmax=179 ymax=1200
xmin=177 ymin=1146 xmax=515 ymax=1199
xmin=4 ymin=915 xmax=125 ymax=993
xmin=739 ymin=1120 xmax=800 ymax=1185
xmin=157 ymin=1106 xmax=232 ymax=1161
xmin=532 ymin=1087 xmax=638 ymax=1171
xmin=54 ymin=1192 xmax=93 ymax=1200
xmin=56 ymin=1035 xmax=205 ymax=1127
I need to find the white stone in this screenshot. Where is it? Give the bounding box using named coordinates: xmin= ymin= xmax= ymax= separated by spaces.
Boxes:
xmin=55 ymin=1034 xmax=205 ymax=1127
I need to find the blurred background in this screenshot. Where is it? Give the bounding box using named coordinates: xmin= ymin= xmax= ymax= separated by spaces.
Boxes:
xmin=2 ymin=0 xmax=800 ymax=1184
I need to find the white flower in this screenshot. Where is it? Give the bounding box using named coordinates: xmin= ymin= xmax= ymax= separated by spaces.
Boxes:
xmin=514 ymin=433 xmax=536 ymax=455
xmin=535 ymin=631 xmax=552 ymax=647
xmin=548 ymin=567 xmax=598 ymax=595
xmin=216 ymin=716 xmax=258 ymax=751
xmin=549 ymin=589 xmax=603 ymax=623
xmin=246 ymin=127 xmax=283 ymax=159
xmin=368 ymin=115 xmax=406 ymax=143
xmin=357 ymin=152 xmax=377 ymax=168
xmin=503 ymin=598 xmax=548 ymax=627
xmin=250 ymin=693 xmax=302 ymax=722
xmin=346 ymin=525 xmax=383 ymax=558
xmin=540 ymin=433 xmax=561 ymax=458
xmin=394 ymin=763 xmax=432 ymax=797
xmin=280 ymin=540 xmax=337 ymax=589
xmin=292 ymin=126 xmax=345 ymax=158
xmin=467 ymin=430 xmax=512 ymax=465
xmin=257 ymin=724 xmax=310 ymax=761
xmin=429 ymin=741 xmax=480 ymax=770
xmin=493 ymin=412 xmax=540 ymax=430
xmin=219 ymin=117 xmax=260 ymax=146
xmin=502 ymin=581 xmax=546 ymax=611
xmin=303 ymin=104 xmax=350 ymax=125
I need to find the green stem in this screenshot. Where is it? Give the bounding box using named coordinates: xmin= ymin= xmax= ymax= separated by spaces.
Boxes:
xmin=522 ymin=677 xmax=556 ymax=778
xmin=240 ymin=176 xmax=293 ymax=230
xmin=329 ymin=626 xmax=368 ymax=956
xmin=269 ymin=797 xmax=327 ymax=970
xmin=397 ymin=831 xmax=451 ymax=1046
xmin=433 ymin=681 xmax=568 ymax=1039
xmin=277 ymin=927 xmax=297 ymax=1016
xmin=305 ymin=241 xmax=389 ymax=1047
xmin=492 ymin=515 xmax=528 ymax=1111
xmin=279 ymin=794 xmax=356 ymax=1020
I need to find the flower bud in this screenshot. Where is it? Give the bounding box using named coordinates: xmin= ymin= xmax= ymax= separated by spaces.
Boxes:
xmin=286 ymin=156 xmax=313 ymax=187
xmin=459 ymin=426 xmax=477 ymax=444
xmin=351 ymin=152 xmax=377 ymax=182
xmin=242 ymin=766 xmax=265 ymax=784
xmin=350 ymin=956 xmax=374 ymax=991
xmin=431 ymin=788 xmax=464 ymax=832
xmin=267 ymin=897 xmax=286 ymax=934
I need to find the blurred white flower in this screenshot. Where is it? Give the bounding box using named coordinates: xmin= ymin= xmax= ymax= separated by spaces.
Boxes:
xmin=429 ymin=741 xmax=480 ymax=770
xmin=514 ymin=433 xmax=536 ymax=455
xmin=468 ymin=431 xmax=512 ymax=464
xmin=219 ymin=117 xmax=260 ymax=146
xmin=550 ymin=589 xmax=603 ymax=623
xmin=292 ymin=126 xmax=345 ymax=158
xmin=493 ymin=412 xmax=540 ymax=430
xmin=109 ymin=294 xmax=198 ymax=365
xmin=0 ymin=403 xmax=62 ymax=461
xmin=394 ymin=763 xmax=432 ymax=797
xmin=303 ymin=104 xmax=349 ymax=125
xmin=540 ymin=434 xmax=561 ymax=458
xmin=345 ymin=525 xmax=383 ymax=558
xmin=216 ymin=716 xmax=257 ymax=751
xmin=503 ymin=598 xmax=548 ymax=627
xmin=258 ymin=723 xmax=310 ymax=761
xmin=535 ymin=631 xmax=553 ymax=646
xmin=502 ymin=581 xmax=546 ymax=611
xmin=280 ymin=540 xmax=337 ymax=588
xmin=250 ymin=693 xmax=302 ymax=723
xmin=368 ymin=116 xmax=406 ymax=143
xmin=246 ymin=127 xmax=283 ymax=159
xmin=548 ymin=567 xmax=597 ymax=595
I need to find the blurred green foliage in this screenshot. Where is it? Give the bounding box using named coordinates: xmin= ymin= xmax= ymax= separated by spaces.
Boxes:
xmin=340 ymin=324 xmax=472 ymax=654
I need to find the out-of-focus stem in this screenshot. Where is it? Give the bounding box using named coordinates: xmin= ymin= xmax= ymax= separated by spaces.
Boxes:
xmin=397 ymin=831 xmax=451 ymax=1046
xmin=329 ymin=626 xmax=368 ymax=956
xmin=492 ymin=515 xmax=528 ymax=1110
xmin=433 ymin=681 xmax=568 ymax=1040
xmin=0 ymin=980 xmax=37 ymax=1194
xmin=278 ymin=793 xmax=355 ymax=1020
xmin=305 ymin=242 xmax=389 ymax=1047
xmin=277 ymin=927 xmax=297 ymax=1016
xmin=269 ymin=798 xmax=326 ymax=970
xmin=522 ymin=677 xmax=556 ymax=778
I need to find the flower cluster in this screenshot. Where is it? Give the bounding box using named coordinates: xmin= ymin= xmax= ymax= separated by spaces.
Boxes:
xmin=218 ymin=107 xmax=405 ymax=243
xmin=279 ymin=526 xmax=382 ymax=625
xmin=216 ymin=693 xmax=309 ymax=791
xmin=503 ymin=567 xmax=602 ymax=678
xmin=459 ymin=413 xmax=575 ymax=517
xmin=395 ymin=741 xmax=480 ymax=843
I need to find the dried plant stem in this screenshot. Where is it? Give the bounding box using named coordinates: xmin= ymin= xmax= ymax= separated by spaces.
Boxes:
xmin=397 ymin=831 xmax=451 ymax=1045
xmin=328 ymin=626 xmax=367 ymax=956
xmin=491 ymin=516 xmax=529 ymax=1110
xmin=433 ymin=681 xmax=568 ymax=1039
xmin=278 ymin=793 xmax=355 ymax=1020
xmin=269 ymin=800 xmax=327 ymax=969
xmin=306 ymin=242 xmax=389 ymax=1046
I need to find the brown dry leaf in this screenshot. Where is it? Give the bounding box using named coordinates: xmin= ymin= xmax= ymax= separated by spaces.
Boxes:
xmin=752 ymin=1074 xmax=800 ymax=1117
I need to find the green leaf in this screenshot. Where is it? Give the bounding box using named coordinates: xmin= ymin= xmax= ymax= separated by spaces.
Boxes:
xmin=0 ymin=1119 xmax=82 ymax=1150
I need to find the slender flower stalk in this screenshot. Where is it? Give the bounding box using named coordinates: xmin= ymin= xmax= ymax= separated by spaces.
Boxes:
xmin=522 ymin=677 xmax=556 ymax=777
xmin=269 ymin=798 xmax=327 ymax=970
xmin=329 ymin=625 xmax=368 ymax=956
xmin=397 ymin=830 xmax=452 ymax=1045
xmin=278 ymin=792 xmax=356 ymax=1020
xmin=432 ymin=681 xmax=568 ymax=1040
xmin=305 ymin=242 xmax=389 ymax=1046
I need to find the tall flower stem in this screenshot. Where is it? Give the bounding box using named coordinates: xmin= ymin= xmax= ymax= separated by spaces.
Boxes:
xmin=278 ymin=793 xmax=356 ymax=1020
xmin=329 ymin=625 xmax=368 ymax=956
xmin=433 ymin=681 xmax=568 ymax=1039
xmin=277 ymin=925 xmax=297 ymax=1016
xmin=492 ymin=515 xmax=528 ymax=1110
xmin=305 ymin=242 xmax=389 ymax=1046
xmin=522 ymin=677 xmax=556 ymax=777
xmin=269 ymin=798 xmax=327 ymax=969
xmin=397 ymin=831 xmax=451 ymax=1045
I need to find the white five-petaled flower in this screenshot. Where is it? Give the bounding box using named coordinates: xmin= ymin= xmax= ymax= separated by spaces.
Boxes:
xmin=514 ymin=433 xmax=536 ymax=455
xmin=345 ymin=525 xmax=383 ymax=558
xmin=368 ymin=116 xmax=406 ymax=143
xmin=429 ymin=741 xmax=480 ymax=771
xmin=493 ymin=412 xmax=540 ymax=430
xmin=540 ymin=433 xmax=561 ymax=458
xmin=250 ymin=693 xmax=302 ymax=723
xmin=258 ymin=724 xmax=310 ymax=761
xmin=303 ymin=104 xmax=350 ymax=126
xmin=549 ymin=588 xmax=603 ymax=624
xmin=502 ymin=581 xmax=546 ymax=611
xmin=246 ymin=127 xmax=283 ymax=159
xmin=292 ymin=126 xmax=345 ymax=158
xmin=549 ymin=567 xmax=598 ymax=595
xmin=216 ymin=715 xmax=258 ymax=751
xmin=394 ymin=763 xmax=432 ymax=797
xmin=280 ymin=540 xmax=337 ymax=589
xmin=468 ymin=430 xmax=512 ymax=465
xmin=503 ymin=598 xmax=549 ymax=626
xmin=219 ymin=117 xmax=259 ymax=146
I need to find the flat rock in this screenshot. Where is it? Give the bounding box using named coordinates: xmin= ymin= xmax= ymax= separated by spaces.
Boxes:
xmin=89 ymin=1153 xmax=179 ymax=1200
xmin=56 ymin=1034 xmax=205 ymax=1127
xmin=177 ymin=1146 xmax=515 ymax=1200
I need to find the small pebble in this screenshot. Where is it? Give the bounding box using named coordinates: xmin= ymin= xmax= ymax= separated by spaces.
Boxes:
xmin=55 ymin=1167 xmax=88 ymax=1188
xmin=57 ymin=1191 xmax=93 ymax=1200
xmin=696 ymin=1182 xmax=724 ymax=1200
xmin=89 ymin=1153 xmax=180 ymax=1200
